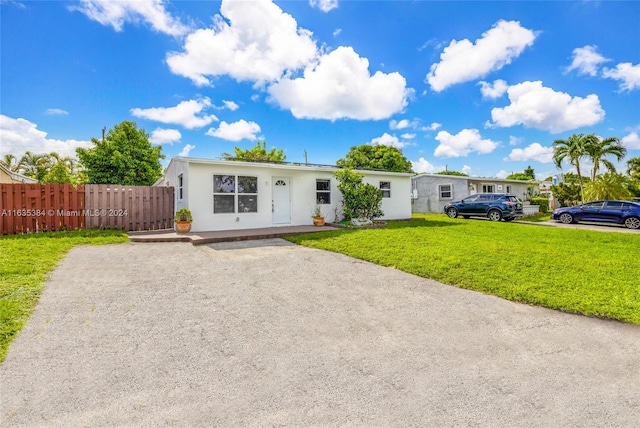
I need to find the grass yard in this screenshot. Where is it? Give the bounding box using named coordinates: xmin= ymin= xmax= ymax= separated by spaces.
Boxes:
xmin=286 ymin=214 xmax=640 ymax=324
xmin=0 ymin=229 xmax=129 ymax=363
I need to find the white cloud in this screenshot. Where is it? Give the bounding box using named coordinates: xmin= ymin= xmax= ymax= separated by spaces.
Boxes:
xmin=506 ymin=143 xmax=554 ymax=163
xmin=488 ymin=81 xmax=605 ymax=133
xmin=495 ymin=170 xmax=508 ymax=179
xmin=70 ymin=0 xmax=189 ymax=36
xmin=0 ymin=114 xmax=91 ymax=159
xmin=309 ymin=0 xmax=338 ymax=12
xmin=621 ymin=131 xmax=640 ymax=150
xmin=565 ymin=45 xmax=609 ymax=76
xmin=206 ymin=119 xmax=261 ymax=141
xmin=479 ymin=79 xmax=508 ymax=99
xmin=390 ymin=119 xmax=410 ymax=130
xmin=166 ymin=0 xmax=317 ymax=86
xmin=411 ymin=157 xmax=443 ymax=173
xmin=461 ymin=165 xmax=472 ymax=175
xmin=434 ymin=128 xmax=498 ymax=158
xmin=509 ymin=136 xmax=524 ymax=146
xmin=268 ymin=46 xmax=409 ymax=120
xmin=369 ymin=133 xmax=410 ymax=149
xmin=426 ymin=20 xmax=537 ymax=92
xmin=131 ymin=98 xmax=218 ymax=129
xmin=333 ymin=28 xmax=342 ymax=37
xmin=178 ymin=144 xmax=195 ymax=157
xmin=150 ymin=128 xmax=181 ymax=145
xmin=45 ymin=108 xmax=69 ymax=116
xmin=426 ymin=122 xmax=442 ymax=131
xmin=401 ymin=133 xmax=416 ymax=139
xmin=222 ymin=100 xmax=239 ymax=111
xmin=602 ymin=62 xmax=640 ymax=91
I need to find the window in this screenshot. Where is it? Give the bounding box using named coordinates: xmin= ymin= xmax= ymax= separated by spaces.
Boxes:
xmin=605 ymin=201 xmax=623 ymax=209
xmin=316 ymin=179 xmax=331 ymax=204
xmin=213 ymin=175 xmax=258 ymax=214
xmin=439 ymin=184 xmax=452 ymax=199
xmin=380 ymin=181 xmax=391 ymax=198
xmin=482 ymin=184 xmax=495 ymax=193
xmin=506 ymin=185 xmax=512 ymax=194
xmin=178 ymin=174 xmax=183 ymax=200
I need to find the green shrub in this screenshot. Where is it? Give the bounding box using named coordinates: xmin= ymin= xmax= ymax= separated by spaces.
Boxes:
xmin=528 ymin=197 xmax=549 ymax=213
xmin=334 ymin=168 xmax=384 ymax=221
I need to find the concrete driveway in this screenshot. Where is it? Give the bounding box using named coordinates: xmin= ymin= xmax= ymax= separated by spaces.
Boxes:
xmin=1 ymin=240 xmax=639 ymax=427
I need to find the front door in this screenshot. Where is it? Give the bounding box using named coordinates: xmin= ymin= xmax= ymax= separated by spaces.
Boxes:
xmin=272 ymin=177 xmax=291 ymax=224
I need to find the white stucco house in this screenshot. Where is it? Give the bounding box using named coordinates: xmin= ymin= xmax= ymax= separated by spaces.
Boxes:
xmin=411 ymin=173 xmax=538 ymax=214
xmin=155 ymin=157 xmax=413 ymax=232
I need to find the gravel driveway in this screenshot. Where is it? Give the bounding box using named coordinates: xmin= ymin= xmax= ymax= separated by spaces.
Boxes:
xmin=1 ymin=239 xmax=639 ymax=427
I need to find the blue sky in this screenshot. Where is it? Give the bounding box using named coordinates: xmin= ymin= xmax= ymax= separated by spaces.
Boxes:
xmin=1 ymin=0 xmax=639 ymax=180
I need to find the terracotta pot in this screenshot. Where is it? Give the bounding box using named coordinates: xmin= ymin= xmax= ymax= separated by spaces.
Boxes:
xmin=313 ymin=217 xmax=325 ymax=227
xmin=175 ymin=221 xmax=192 ymax=233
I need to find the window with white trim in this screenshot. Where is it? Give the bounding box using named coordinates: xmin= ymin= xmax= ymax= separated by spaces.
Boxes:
xmin=379 ymin=181 xmax=391 ymax=198
xmin=316 ymin=179 xmax=331 ymax=204
xmin=213 ymin=175 xmax=258 ymax=214
xmin=439 ymin=184 xmax=452 ymax=199
xmin=178 ymin=174 xmax=183 ymax=200
xmin=482 ymin=184 xmax=495 ymax=193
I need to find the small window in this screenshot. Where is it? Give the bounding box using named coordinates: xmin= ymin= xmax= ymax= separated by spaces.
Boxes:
xmin=506 ymin=185 xmax=512 ymax=194
xmin=439 ymin=184 xmax=452 ymax=199
xmin=213 ymin=174 xmax=258 ymax=214
xmin=380 ymin=181 xmax=391 ymax=198
xmin=482 ymin=184 xmax=495 ymax=193
xmin=178 ymin=174 xmax=183 ymax=200
xmin=605 ymin=201 xmax=623 ymax=209
xmin=316 ymin=179 xmax=331 ymax=204
xmin=583 ymin=201 xmax=604 ymax=209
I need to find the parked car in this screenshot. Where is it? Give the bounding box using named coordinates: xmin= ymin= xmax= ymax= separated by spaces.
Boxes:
xmin=444 ymin=193 xmax=524 ymax=222
xmin=551 ymin=200 xmax=640 ymax=229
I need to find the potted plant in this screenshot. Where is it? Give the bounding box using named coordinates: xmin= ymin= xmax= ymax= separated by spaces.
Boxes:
xmin=174 ymin=207 xmax=193 ymax=233
xmin=312 ymin=205 xmax=325 ymax=227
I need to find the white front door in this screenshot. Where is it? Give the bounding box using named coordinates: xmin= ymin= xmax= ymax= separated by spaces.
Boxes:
xmin=272 ymin=177 xmax=291 ymax=224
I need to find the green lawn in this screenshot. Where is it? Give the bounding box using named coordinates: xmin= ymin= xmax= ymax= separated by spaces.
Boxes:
xmin=0 ymin=229 xmax=129 ymax=363
xmin=286 ymin=214 xmax=640 ymax=324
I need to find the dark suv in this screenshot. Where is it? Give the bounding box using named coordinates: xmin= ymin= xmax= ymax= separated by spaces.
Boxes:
xmin=444 ymin=193 xmax=523 ymax=222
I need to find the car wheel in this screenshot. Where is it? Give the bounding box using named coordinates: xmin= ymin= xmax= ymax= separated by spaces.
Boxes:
xmin=446 ymin=207 xmax=459 ymax=218
xmin=559 ymin=213 xmax=574 ymax=224
xmin=487 ymin=209 xmax=502 ymax=221
xmin=623 ymin=216 xmax=640 ymax=229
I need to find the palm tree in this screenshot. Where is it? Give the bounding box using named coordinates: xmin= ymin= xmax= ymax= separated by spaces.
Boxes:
xmin=584 ymin=134 xmax=627 ymax=180
xmin=1 ymin=154 xmax=20 ymax=172
xmin=552 ymin=133 xmax=590 ymax=198
xmin=18 ymin=151 xmax=45 ymax=179
xmin=627 ymin=156 xmax=640 ymax=179
xmin=582 ymin=172 xmax=632 ymax=201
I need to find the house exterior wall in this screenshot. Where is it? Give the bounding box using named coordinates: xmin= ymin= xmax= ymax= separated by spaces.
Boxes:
xmin=411 ymin=174 xmax=537 ymax=213
xmin=158 ymin=158 xmax=411 ymax=232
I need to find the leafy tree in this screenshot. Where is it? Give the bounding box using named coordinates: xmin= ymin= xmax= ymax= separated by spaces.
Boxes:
xmin=42 ymin=161 xmax=74 ymax=184
xmin=435 ymin=170 xmax=468 ymax=177
xmin=18 ymin=151 xmax=48 ymax=181
xmin=334 ymin=168 xmax=384 ymax=221
xmin=222 ymin=141 xmax=285 ymax=162
xmin=336 ymin=144 xmax=412 ymax=173
xmin=76 ymin=121 xmax=164 ymax=185
xmin=584 ymin=135 xmax=626 ymax=180
xmin=524 ymin=165 xmax=535 ymax=180
xmin=550 ymin=182 xmax=582 ymax=207
xmin=505 ymin=172 xmax=533 ymax=181
xmin=582 ymin=173 xmax=632 ymax=201
xmin=553 ymin=133 xmax=593 ymax=198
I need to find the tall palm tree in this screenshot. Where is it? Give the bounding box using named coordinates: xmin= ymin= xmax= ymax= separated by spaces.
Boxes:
xmin=584 ymin=134 xmax=627 ymax=180
xmin=18 ymin=151 xmax=45 ymax=179
xmin=552 ymin=133 xmax=590 ymax=198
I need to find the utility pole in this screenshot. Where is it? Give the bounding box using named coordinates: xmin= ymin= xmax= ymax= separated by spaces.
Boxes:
xmin=304 ymin=149 xmax=308 ymax=165
xmin=102 ymin=127 xmax=106 ymax=142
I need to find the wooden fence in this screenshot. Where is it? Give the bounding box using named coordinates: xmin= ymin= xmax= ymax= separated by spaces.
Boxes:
xmin=0 ymin=183 xmax=174 ymax=235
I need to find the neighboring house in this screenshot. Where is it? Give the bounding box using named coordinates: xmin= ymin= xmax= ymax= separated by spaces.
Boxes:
xmin=0 ymin=164 xmax=38 ymax=184
xmin=155 ymin=157 xmax=412 ymax=232
xmin=411 ymin=173 xmax=538 ymax=214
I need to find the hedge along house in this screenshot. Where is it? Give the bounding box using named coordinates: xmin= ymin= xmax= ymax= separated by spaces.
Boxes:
xmin=411 ymin=173 xmax=538 ymax=214
xmin=155 ymin=157 xmax=413 ymax=232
